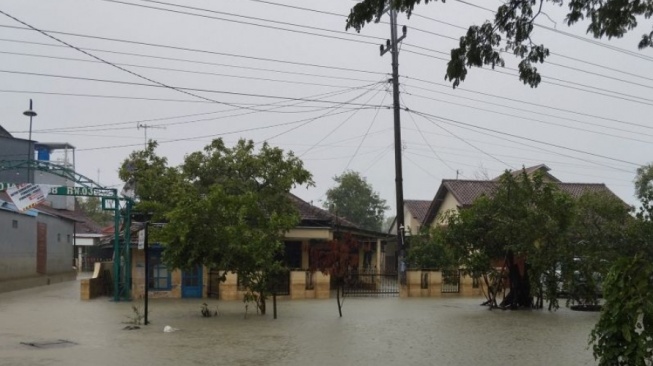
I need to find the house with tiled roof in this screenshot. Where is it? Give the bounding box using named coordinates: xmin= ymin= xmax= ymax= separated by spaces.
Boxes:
xmin=398 ymin=164 xmax=624 ymax=299
xmin=92 ymin=193 xmax=392 ymax=301
xmin=422 ymin=165 xmax=623 ymax=228
xmin=388 ymin=199 xmax=432 ymax=236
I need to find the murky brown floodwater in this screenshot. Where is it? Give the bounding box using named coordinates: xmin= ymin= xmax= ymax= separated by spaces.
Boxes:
xmin=0 ymin=277 xmax=600 ymax=366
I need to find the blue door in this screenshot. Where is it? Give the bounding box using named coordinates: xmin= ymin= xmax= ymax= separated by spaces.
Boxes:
xmin=182 ymin=265 xmax=203 ymax=298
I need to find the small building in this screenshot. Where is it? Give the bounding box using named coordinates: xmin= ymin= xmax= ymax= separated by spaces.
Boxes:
xmin=0 ymin=193 xmax=77 ymax=293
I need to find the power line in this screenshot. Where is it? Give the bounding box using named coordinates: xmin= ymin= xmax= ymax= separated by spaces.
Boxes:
xmin=400 ymin=94 xmax=457 ymax=173
xmin=403 ymin=138 xmax=637 ymax=182
xmin=409 ymin=109 xmax=640 ymax=167
xmin=135 ymin=0 xmax=383 ymax=42
xmin=401 ymin=124 xmax=634 ymax=174
xmin=344 ymin=93 xmax=388 ymax=171
xmin=402 ymin=86 xmax=653 ymax=145
xmin=0 ymin=105 xmax=393 ymax=160
xmin=0 ymin=69 xmax=391 ymax=108
xmin=100 ymin=0 xmax=383 ymax=45
xmin=75 ymin=101 xmax=382 ymax=152
xmin=403 ymin=75 xmax=653 ymax=131
xmin=403 ymin=153 xmax=441 ymax=180
xmin=452 ymin=0 xmax=653 ymax=63
xmin=362 ymin=144 xmax=394 ymax=173
xmin=0 ymin=50 xmax=382 ymax=91
xmin=403 ymin=49 xmax=653 ymax=106
xmin=549 ymin=52 xmax=653 ymax=84
xmin=263 ymin=83 xmax=388 ymax=144
xmin=404 ymin=99 xmax=512 ymax=169
xmin=409 ymin=11 xmax=653 ymax=83
xmin=0 ymin=10 xmax=308 ymax=114
xmin=9 ymin=82 xmax=383 ymax=134
xmin=0 ymin=38 xmax=380 ymax=83
xmin=5 ymin=8 xmax=647 ymax=99
xmin=0 ymin=89 xmax=213 ymax=104
xmin=299 ymin=86 xmax=387 ymax=157
xmin=402 ymin=82 xmax=653 ymax=138
xmin=0 ymin=24 xmax=387 ymax=76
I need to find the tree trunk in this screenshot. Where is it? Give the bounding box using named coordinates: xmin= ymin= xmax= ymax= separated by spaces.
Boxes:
xmin=500 ymin=251 xmax=533 ymax=309
xmin=336 ymin=284 xmax=343 ymax=317
xmin=258 ymin=295 xmax=266 ymax=315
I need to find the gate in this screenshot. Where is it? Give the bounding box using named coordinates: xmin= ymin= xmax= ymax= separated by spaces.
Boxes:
xmin=441 ymin=269 xmax=460 ymax=293
xmin=268 ymin=270 xmax=290 ymax=296
xmin=207 ymin=269 xmax=221 ymax=299
xmin=343 ymin=270 xmax=398 ymax=297
xmin=181 ymin=265 xmax=203 ymax=298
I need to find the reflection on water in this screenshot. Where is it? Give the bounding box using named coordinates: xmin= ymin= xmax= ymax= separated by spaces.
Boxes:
xmin=0 ymin=278 xmax=600 ymax=366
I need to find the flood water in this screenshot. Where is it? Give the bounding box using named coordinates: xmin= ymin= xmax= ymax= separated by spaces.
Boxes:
xmin=0 ymin=277 xmax=600 ymax=366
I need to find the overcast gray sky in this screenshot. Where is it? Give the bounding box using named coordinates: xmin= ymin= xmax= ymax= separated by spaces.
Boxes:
xmin=0 ymin=0 xmax=651 ymax=215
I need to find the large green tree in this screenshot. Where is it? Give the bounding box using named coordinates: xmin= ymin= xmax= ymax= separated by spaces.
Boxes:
xmin=323 ymin=171 xmax=388 ymax=231
xmin=452 ymin=170 xmax=575 ymax=310
xmin=76 ymin=196 xmax=114 ymax=226
xmin=119 ymin=139 xmax=313 ymax=314
xmin=589 ymin=164 xmax=653 ymax=366
xmin=409 ymin=169 xmax=630 ymax=310
xmin=346 ymin=0 xmax=653 ymax=87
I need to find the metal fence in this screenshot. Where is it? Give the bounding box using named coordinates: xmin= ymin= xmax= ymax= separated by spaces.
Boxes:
xmin=441 ymin=269 xmax=461 ymax=293
xmin=343 ymin=270 xmax=399 ymax=297
xmin=268 ymin=270 xmax=291 ymax=296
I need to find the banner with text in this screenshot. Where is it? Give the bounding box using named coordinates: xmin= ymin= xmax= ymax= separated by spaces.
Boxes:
xmin=5 ymin=183 xmax=51 ymax=211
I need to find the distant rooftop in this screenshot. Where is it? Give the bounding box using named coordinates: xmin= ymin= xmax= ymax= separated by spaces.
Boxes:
xmin=35 ymin=142 xmax=76 ymax=150
xmin=0 ymin=125 xmax=12 ymax=138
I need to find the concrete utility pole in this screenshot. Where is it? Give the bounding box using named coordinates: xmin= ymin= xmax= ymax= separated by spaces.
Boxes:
xmin=136 ymin=123 xmax=165 ymax=149
xmin=380 ymin=8 xmax=407 ymax=284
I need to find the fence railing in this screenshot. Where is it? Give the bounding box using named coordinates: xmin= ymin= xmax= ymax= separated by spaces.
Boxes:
xmin=343 ymin=270 xmax=399 ymax=297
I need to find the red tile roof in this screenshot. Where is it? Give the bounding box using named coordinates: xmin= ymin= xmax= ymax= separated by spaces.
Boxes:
xmin=404 ymin=200 xmax=431 ymax=222
xmin=289 ymin=193 xmax=360 ymax=229
xmin=422 ymin=179 xmax=624 ymax=226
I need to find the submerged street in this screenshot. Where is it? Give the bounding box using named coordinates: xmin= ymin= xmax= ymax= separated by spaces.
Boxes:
xmin=0 ymin=277 xmax=599 ymax=366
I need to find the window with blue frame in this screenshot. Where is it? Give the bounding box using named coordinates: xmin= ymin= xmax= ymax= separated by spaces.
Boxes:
xmin=148 ymin=248 xmax=171 ymax=290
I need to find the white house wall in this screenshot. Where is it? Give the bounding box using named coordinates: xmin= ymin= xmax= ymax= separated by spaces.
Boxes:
xmin=431 ymin=192 xmax=460 ymax=228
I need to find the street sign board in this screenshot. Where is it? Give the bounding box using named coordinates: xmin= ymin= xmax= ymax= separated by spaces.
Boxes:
xmin=47 ymin=186 xmax=115 ymax=197
xmin=1 ymin=182 xmax=115 ymax=198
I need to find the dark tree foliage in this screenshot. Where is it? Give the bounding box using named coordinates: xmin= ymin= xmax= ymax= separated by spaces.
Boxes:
xmin=589 ymin=164 xmax=653 ymax=366
xmin=411 ymin=169 xmax=630 ymax=311
xmin=76 ymin=196 xmax=114 ymax=226
xmin=323 ymin=171 xmax=388 ymax=231
xmin=346 ymin=0 xmax=653 ymax=87
xmin=119 ymin=139 xmax=313 ymax=315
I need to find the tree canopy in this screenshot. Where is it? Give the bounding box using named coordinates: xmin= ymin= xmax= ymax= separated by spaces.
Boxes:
xmin=589 ymin=164 xmax=653 ymax=366
xmin=76 ymin=196 xmax=114 ymax=226
xmin=119 ymin=139 xmax=313 ymax=314
xmin=346 ymin=0 xmax=653 ymax=87
xmin=408 ymin=169 xmax=631 ymax=310
xmin=323 ymin=171 xmax=388 ymax=231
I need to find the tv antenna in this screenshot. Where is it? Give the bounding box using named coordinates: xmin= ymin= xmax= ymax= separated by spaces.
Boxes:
xmin=136 ymin=123 xmax=166 ymax=148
